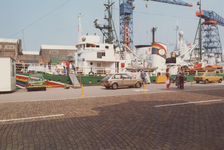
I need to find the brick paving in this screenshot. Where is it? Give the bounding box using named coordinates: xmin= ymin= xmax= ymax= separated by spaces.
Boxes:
xmin=0 ymin=90 xmax=224 ymax=150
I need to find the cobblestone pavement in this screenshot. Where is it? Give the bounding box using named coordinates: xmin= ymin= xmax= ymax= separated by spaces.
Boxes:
xmin=0 ymin=90 xmax=224 ymax=150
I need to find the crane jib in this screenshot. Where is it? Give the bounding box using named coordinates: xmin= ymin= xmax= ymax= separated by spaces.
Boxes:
xmin=144 ymin=0 xmax=193 ymax=7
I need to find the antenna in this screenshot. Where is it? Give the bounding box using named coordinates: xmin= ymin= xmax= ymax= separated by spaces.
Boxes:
xmin=78 ymin=13 xmax=83 ymax=37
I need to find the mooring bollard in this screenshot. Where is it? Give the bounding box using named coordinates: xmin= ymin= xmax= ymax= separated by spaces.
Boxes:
xmin=191 ymin=80 xmax=193 ymax=90
xmin=80 ymin=84 xmax=85 ymax=97
xmin=142 ymin=82 xmax=146 ymax=93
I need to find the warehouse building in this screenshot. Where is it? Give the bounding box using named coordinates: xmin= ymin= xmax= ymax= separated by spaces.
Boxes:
xmin=0 ymin=38 xmax=23 ymax=62
xmin=39 ymin=45 xmax=77 ymax=64
xmin=0 ymin=38 xmax=77 ymax=64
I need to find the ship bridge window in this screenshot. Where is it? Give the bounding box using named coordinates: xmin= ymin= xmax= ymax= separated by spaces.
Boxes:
xmin=105 ymin=46 xmax=109 ymax=49
xmin=96 ymin=45 xmax=100 ymax=48
xmin=87 ymin=44 xmax=97 ymax=48
xmin=97 ymin=52 xmax=105 ymax=58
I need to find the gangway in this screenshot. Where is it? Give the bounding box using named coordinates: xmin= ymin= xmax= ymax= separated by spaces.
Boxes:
xmin=69 ymin=74 xmax=81 ymax=88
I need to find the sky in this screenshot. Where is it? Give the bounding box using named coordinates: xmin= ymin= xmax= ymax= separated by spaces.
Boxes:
xmin=0 ymin=0 xmax=224 ymax=53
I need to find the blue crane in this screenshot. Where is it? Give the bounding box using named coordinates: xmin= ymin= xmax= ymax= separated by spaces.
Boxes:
xmin=145 ymin=0 xmax=193 ymax=7
xmin=196 ymin=10 xmax=224 ymax=56
xmin=119 ymin=0 xmax=193 ymax=51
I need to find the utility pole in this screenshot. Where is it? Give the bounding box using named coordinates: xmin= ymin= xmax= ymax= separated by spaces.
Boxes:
xmin=197 ymin=0 xmax=202 ymax=61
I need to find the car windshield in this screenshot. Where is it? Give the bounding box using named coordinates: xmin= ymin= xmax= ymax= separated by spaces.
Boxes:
xmin=197 ymin=73 xmax=204 ymax=76
xmin=102 ymin=74 xmax=112 ymax=81
xmin=29 ymin=75 xmax=43 ymax=81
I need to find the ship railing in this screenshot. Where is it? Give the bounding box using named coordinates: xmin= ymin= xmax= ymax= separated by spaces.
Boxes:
xmin=16 ymin=63 xmax=62 ymax=74
xmin=17 ymin=63 xmax=129 ymax=75
xmin=76 ymin=66 xmax=127 ymax=75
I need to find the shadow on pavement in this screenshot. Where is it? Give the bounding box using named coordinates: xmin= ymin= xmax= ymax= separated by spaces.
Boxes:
xmin=0 ymin=95 xmax=223 ymax=150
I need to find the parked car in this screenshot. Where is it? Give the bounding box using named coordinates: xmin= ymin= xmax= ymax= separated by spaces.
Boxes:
xmin=26 ymin=74 xmax=46 ymax=91
xmin=101 ymin=73 xmax=143 ymax=89
xmin=193 ymin=72 xmax=223 ymax=84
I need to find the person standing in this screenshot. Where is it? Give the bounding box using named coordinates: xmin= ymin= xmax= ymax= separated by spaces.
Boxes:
xmin=179 ymin=66 xmax=184 ymax=90
xmin=72 ymin=63 xmax=75 ymax=73
xmin=66 ymin=60 xmax=70 ymax=76
xmin=63 ymin=66 xmax=66 ymax=75
xmin=166 ymin=68 xmax=171 ymax=90
xmin=48 ymin=62 xmax=51 ymax=72
xmin=131 ymin=70 xmax=137 ymax=79
xmin=140 ymin=69 xmax=146 ymax=82
xmin=176 ymin=67 xmax=180 ymax=89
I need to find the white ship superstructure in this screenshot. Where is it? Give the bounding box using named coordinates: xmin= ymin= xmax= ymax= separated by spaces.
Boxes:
xmin=75 ymin=34 xmax=122 ymax=75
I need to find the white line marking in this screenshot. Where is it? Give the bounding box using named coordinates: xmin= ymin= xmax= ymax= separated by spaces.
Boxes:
xmin=0 ymin=114 xmax=64 ymax=122
xmin=133 ymin=89 xmax=149 ymax=92
xmin=155 ymin=99 xmax=222 ymax=108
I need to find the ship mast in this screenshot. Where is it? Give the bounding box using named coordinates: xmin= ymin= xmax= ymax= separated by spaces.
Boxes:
xmin=78 ymin=13 xmax=83 ymax=37
xmin=94 ymin=0 xmax=120 ymax=49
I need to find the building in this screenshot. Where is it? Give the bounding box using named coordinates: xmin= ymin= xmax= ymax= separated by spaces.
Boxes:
xmin=0 ymin=38 xmax=78 ymax=64
xmin=0 ymin=57 xmax=16 ymax=92
xmin=0 ymin=38 xmax=23 ymax=62
xmin=17 ymin=51 xmax=42 ymax=64
xmin=39 ymin=45 xmax=77 ymax=64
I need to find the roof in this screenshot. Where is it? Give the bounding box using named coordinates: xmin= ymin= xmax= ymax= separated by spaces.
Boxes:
xmin=0 ymin=56 xmax=16 ymax=61
xmin=0 ymin=38 xmax=18 ymax=43
xmin=205 ymin=65 xmax=223 ymax=69
xmin=40 ymin=45 xmax=77 ymax=50
xmin=22 ymin=51 xmax=39 ymax=55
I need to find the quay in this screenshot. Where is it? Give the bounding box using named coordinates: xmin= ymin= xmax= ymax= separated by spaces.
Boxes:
xmin=0 ymin=82 xmax=224 ymax=149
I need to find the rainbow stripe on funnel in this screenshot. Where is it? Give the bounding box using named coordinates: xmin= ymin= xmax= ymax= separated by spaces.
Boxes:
xmin=152 ymin=42 xmax=167 ymax=59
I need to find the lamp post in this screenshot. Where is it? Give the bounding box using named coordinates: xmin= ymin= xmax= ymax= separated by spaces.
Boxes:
xmin=197 ymin=0 xmax=202 ymax=61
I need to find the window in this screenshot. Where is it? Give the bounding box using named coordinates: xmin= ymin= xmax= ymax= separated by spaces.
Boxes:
xmin=30 ymin=77 xmax=43 ymax=81
xmin=97 ymin=63 xmax=101 ymax=67
xmin=5 ymin=45 xmax=15 ymax=49
xmin=211 ymin=73 xmax=216 ymax=76
xmin=12 ymin=64 xmax=15 ymax=77
xmin=198 ymin=73 xmax=204 ymax=76
xmin=205 ymin=73 xmax=211 ymax=76
xmin=97 ymin=52 xmax=105 ymax=58
xmin=121 ymin=74 xmax=131 ymax=79
xmin=113 ymin=74 xmax=121 ymax=79
xmin=105 ymin=46 xmax=109 ymax=49
xmin=87 ymin=44 xmax=97 ymax=48
xmin=102 ymin=63 xmax=106 ymax=67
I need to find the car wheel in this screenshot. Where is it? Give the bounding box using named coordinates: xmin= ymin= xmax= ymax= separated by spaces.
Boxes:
xmin=135 ymin=82 xmax=141 ymax=88
xmin=112 ymin=84 xmax=118 ymax=89
xmin=218 ymin=79 xmax=222 ymax=83
xmin=196 ymin=81 xmax=199 ymax=83
xmin=105 ymin=86 xmax=110 ymax=89
xmin=27 ymin=89 xmax=30 ymax=92
xmin=204 ymin=79 xmax=209 ymax=84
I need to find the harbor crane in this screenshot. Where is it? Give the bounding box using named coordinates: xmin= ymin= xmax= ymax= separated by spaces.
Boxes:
xmin=119 ymin=0 xmax=193 ymax=51
xmin=195 ymin=10 xmax=224 ymax=57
